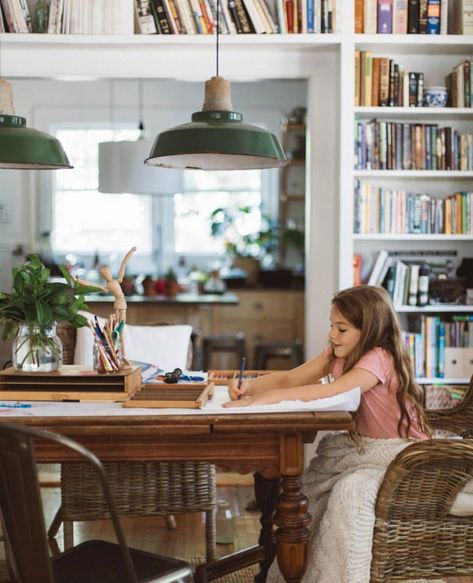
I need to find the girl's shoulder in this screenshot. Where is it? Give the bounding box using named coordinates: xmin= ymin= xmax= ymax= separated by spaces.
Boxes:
xmin=354 ymin=347 xmax=394 ymax=381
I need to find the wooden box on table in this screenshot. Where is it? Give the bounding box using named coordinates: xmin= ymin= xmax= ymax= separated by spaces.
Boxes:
xmin=0 ymin=365 xmax=141 ymax=402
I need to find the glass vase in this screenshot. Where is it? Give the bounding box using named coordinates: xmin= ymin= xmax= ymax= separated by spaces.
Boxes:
xmin=12 ymin=323 xmax=63 ymax=372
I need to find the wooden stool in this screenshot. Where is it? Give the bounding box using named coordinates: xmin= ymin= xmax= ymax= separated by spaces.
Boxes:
xmin=254 ymin=339 xmax=303 ymax=370
xmin=202 ymin=333 xmax=246 ymax=371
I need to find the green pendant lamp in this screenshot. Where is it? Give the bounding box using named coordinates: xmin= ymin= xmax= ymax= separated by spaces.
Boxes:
xmin=145 ymin=3 xmax=288 ymax=171
xmin=0 ymin=79 xmax=72 ymax=169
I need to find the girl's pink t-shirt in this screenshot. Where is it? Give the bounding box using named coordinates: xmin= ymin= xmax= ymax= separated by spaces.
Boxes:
xmin=331 ymin=347 xmax=428 ymax=439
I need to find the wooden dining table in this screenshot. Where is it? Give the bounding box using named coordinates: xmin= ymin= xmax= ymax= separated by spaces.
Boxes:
xmin=7 ymin=403 xmax=353 ymax=583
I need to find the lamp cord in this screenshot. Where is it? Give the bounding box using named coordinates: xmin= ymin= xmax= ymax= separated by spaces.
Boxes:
xmin=216 ymin=0 xmax=219 ymax=77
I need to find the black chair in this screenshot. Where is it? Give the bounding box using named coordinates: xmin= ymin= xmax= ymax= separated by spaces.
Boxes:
xmin=202 ymin=333 xmax=246 ymax=371
xmin=0 ymin=422 xmax=194 ymax=583
xmin=254 ymin=339 xmax=304 ymax=370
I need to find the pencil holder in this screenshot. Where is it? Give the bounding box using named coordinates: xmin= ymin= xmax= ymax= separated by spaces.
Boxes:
xmin=93 ymin=337 xmax=123 ymax=374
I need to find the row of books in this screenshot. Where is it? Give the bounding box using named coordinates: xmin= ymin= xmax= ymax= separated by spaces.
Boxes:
xmin=354 ymin=119 xmax=473 ymax=171
xmin=136 ymin=0 xmax=337 ymax=34
xmin=402 ymin=316 xmax=473 ymax=378
xmin=0 ymin=0 xmax=135 ymax=34
xmin=446 ymin=60 xmax=473 ymax=108
xmin=355 ymin=0 xmax=473 ymax=35
xmin=355 ymin=52 xmax=425 ymax=107
xmin=354 ymin=182 xmax=473 ymax=235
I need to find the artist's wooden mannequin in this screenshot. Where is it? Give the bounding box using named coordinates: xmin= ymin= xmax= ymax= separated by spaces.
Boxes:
xmin=75 ymin=246 xmax=137 ymax=324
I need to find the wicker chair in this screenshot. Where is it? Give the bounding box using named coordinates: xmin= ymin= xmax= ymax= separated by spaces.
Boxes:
xmin=426 ymin=373 xmax=473 ymax=437
xmin=49 ymin=323 xmax=217 ymax=562
xmin=370 ymin=438 xmax=473 ymax=582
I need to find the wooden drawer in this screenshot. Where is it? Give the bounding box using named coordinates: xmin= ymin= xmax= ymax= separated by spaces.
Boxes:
xmin=214 ymin=291 xmax=302 ymax=322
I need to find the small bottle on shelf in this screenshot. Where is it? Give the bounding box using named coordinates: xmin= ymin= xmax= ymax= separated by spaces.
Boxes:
xmin=215 ymin=499 xmax=234 ymax=544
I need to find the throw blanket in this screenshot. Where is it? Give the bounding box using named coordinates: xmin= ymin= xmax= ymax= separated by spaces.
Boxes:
xmin=267 ymin=433 xmax=473 ymax=583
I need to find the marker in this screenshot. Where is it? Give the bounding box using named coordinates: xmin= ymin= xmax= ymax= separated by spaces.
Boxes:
xmin=0 ymin=403 xmax=32 ymax=408
xmin=237 ymin=356 xmax=246 ymax=399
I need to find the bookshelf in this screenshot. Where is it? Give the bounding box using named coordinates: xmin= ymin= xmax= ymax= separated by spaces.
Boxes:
xmin=340 ymin=3 xmax=473 ymax=386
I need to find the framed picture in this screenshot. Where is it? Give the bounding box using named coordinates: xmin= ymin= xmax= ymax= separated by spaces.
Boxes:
xmin=284 ymin=163 xmax=305 ymax=197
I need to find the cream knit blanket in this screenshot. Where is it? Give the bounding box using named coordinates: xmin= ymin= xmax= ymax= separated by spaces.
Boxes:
xmin=266 ymin=432 xmax=468 ymax=583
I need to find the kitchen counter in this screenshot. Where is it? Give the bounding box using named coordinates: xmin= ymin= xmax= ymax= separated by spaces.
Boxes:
xmin=84 ymin=293 xmax=239 ymax=305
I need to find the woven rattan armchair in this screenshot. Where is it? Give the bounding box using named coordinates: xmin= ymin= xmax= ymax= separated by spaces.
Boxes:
xmin=426 ymin=374 xmax=473 ymax=437
xmin=370 ymin=439 xmax=473 ymax=582
xmin=49 ymin=323 xmax=217 ymax=562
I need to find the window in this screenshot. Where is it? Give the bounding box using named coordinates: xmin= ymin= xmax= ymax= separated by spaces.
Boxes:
xmin=174 ymin=170 xmax=262 ymax=255
xmin=52 ymin=128 xmax=152 ymax=255
xmin=51 ymin=126 xmax=276 ymax=273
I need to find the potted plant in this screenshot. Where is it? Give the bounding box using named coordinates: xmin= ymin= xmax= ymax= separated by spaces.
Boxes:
xmin=209 ymin=206 xmax=280 ymax=285
xmin=0 ymin=256 xmax=100 ymax=372
xmin=164 ymin=268 xmax=180 ymax=297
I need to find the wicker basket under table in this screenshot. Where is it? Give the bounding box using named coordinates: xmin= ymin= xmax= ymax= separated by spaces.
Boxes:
xmin=51 ymin=323 xmax=218 ymax=562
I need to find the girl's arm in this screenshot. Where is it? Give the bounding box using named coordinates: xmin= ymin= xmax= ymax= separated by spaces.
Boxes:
xmin=224 ymin=366 xmax=379 ymax=407
xmin=228 ymin=345 xmax=333 ymax=400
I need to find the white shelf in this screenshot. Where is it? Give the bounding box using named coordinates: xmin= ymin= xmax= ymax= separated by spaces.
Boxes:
xmin=353 ymin=234 xmax=473 ymax=241
xmin=0 ymin=32 xmax=342 ymax=80
xmin=417 ymin=377 xmax=470 ymax=384
xmin=354 ymin=34 xmax=473 ymax=54
xmin=355 ymin=107 xmax=473 ymax=120
xmin=354 ymin=170 xmax=473 ymax=178
xmin=396 ymin=305 xmax=473 ymax=313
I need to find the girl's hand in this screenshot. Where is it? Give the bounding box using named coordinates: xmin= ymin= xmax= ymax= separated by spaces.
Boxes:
xmin=223 ymin=395 xmax=258 ymax=408
xmin=227 ymin=378 xmax=252 ymax=400
xmin=223 ymin=389 xmax=283 ymax=408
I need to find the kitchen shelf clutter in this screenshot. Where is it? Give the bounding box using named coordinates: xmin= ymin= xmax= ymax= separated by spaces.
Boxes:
xmin=348 ymin=1 xmax=473 ymax=388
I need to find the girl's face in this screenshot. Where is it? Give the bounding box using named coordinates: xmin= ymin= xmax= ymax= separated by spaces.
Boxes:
xmin=329 ymin=307 xmax=362 ymax=359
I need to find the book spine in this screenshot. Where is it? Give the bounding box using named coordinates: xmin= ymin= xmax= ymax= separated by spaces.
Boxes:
xmin=393 ymin=0 xmax=408 ymax=32
xmin=354 ymin=0 xmax=363 ymax=31
xmin=228 ymin=0 xmax=243 ymax=31
xmin=418 ymin=0 xmax=427 ymax=31
xmin=152 ymin=0 xmax=173 ymax=32
xmin=377 ymin=0 xmax=393 ymax=32
xmin=407 ymin=0 xmax=419 ymax=32
xmin=234 ymin=0 xmax=253 ymax=31
xmin=440 ymin=0 xmax=448 ymax=33
xmin=363 ymin=0 xmax=377 ymax=33
xmin=426 ymin=0 xmax=440 ymax=33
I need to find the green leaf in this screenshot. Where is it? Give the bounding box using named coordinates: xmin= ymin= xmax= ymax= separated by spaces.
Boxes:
xmin=59 ymin=265 xmax=73 ymax=286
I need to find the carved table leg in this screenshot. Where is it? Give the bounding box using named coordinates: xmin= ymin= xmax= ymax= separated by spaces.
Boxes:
xmin=273 ymin=475 xmax=311 ymax=583
xmin=273 ymin=433 xmax=311 ymax=583
xmin=254 ymin=472 xmax=279 ymax=583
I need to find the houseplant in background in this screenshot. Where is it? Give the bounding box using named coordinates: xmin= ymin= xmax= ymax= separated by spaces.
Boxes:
xmin=209 ymin=205 xmax=279 ymax=286
xmin=0 ymin=256 xmax=100 ymax=372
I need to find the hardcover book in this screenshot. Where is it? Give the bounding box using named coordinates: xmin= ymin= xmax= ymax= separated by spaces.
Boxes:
xmin=377 ymin=0 xmax=393 ymax=33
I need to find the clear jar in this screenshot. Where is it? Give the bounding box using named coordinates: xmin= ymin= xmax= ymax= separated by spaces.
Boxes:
xmin=12 ymin=322 xmax=63 ymax=372
xmin=93 ymin=337 xmax=123 ymax=373
xmin=216 ymin=499 xmax=234 ymax=544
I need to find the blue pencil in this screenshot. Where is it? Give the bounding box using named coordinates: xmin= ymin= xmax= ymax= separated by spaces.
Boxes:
xmin=237 ymin=356 xmax=246 ymax=399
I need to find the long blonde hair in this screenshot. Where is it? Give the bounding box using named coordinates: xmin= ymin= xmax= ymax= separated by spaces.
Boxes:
xmin=330 ymin=285 xmax=431 ymax=440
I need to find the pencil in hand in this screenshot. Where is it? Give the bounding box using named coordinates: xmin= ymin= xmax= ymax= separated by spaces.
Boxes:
xmin=237 ymin=356 xmax=246 ymax=399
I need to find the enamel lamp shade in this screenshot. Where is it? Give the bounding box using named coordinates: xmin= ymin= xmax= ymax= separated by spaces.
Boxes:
xmin=145 ymin=77 xmax=288 ymax=171
xmin=0 ymin=80 xmax=72 ymax=169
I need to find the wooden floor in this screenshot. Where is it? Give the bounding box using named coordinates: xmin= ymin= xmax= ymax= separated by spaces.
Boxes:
xmin=21 ymin=472 xmax=473 ymax=583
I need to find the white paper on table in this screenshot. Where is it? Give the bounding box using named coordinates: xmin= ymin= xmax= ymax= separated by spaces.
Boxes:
xmin=0 ymin=386 xmax=360 ymax=418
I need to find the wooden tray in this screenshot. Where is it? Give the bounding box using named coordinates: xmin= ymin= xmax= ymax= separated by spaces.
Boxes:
xmin=208 ymin=370 xmax=273 ymax=382
xmin=123 ymin=381 xmax=213 ymax=409
xmin=0 ymin=365 xmax=141 ymax=402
